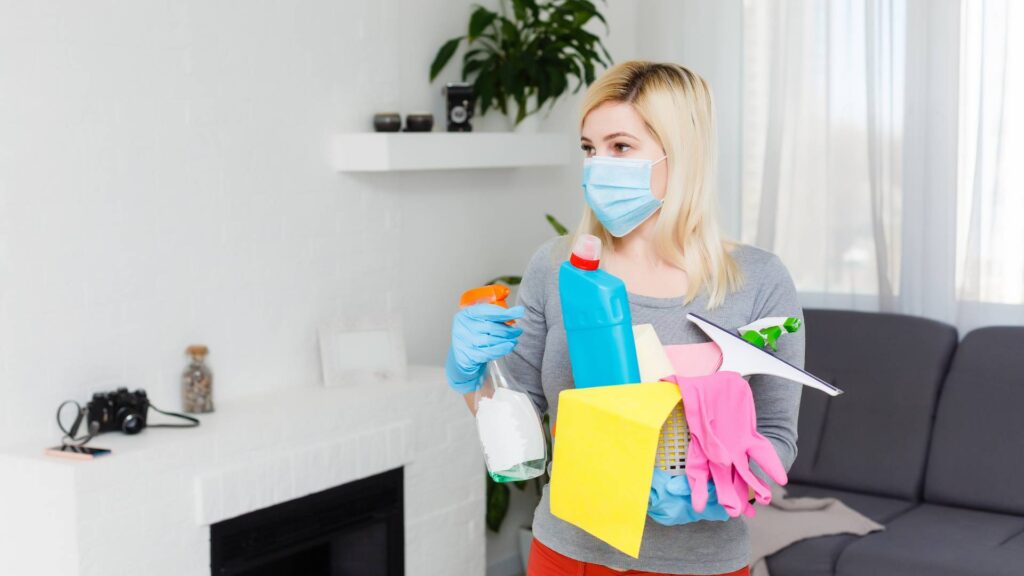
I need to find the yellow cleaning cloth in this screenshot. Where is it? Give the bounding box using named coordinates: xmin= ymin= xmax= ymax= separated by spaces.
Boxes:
xmin=550 ymin=381 xmax=682 ymax=558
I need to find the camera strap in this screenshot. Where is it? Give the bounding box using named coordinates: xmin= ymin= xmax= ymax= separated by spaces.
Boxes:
xmin=57 ymin=400 xmax=94 ymax=446
xmin=148 ymin=403 xmax=201 ymax=428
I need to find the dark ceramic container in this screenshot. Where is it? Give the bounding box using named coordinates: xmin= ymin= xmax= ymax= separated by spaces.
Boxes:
xmin=373 ymin=113 xmax=402 ymax=132
xmin=404 ymin=112 xmax=434 ymax=132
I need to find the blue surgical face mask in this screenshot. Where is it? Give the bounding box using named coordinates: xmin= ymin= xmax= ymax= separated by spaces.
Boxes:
xmin=581 ymin=154 xmax=667 ymax=237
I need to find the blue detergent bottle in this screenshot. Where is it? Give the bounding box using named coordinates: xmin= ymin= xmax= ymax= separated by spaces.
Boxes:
xmin=559 ymin=234 xmax=641 ymax=388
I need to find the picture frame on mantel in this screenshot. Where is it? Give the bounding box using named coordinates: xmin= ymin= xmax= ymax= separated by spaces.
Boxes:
xmin=318 ymin=312 xmax=407 ymax=387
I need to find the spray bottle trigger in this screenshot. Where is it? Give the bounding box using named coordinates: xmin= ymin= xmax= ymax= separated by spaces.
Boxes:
xmin=459 ymin=284 xmax=517 ymax=326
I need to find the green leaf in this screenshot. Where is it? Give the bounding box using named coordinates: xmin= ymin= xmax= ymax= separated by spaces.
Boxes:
xmin=464 ymin=47 xmax=489 ymax=61
xmin=514 ymin=93 xmax=528 ymax=124
xmin=485 ymin=275 xmax=522 ymax=286
xmin=468 ymin=6 xmax=498 ymax=41
xmin=511 ymin=0 xmax=527 ymax=22
xmin=522 ymin=0 xmax=540 ymax=19
xmin=536 ymin=70 xmax=550 ymax=111
xmin=583 ymin=60 xmax=595 ymax=84
xmin=500 ymin=18 xmax=519 ymax=60
xmin=486 ymin=476 xmax=511 ymax=533
xmin=546 ymin=67 xmax=563 ymax=99
xmin=462 ymin=57 xmax=486 ymax=79
xmin=554 ymin=72 xmax=568 ymax=98
xmin=476 ymin=66 xmax=496 ymax=115
xmin=430 ymin=37 xmax=462 ymax=81
xmin=567 ymin=57 xmax=585 ymax=92
xmin=500 ymin=59 xmax=516 ymax=101
xmin=598 ymin=40 xmax=613 ymax=65
xmin=546 ymin=214 xmax=569 ymax=236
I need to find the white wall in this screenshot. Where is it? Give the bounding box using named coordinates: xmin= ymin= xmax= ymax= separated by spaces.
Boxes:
xmin=635 ymin=0 xmax=745 ymax=239
xmin=0 ymin=1 xmax=628 ymax=444
xmin=0 ymin=1 xmax=642 ymax=574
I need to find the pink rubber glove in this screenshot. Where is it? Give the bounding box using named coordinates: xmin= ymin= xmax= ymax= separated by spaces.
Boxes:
xmin=690 ymin=437 xmax=756 ymax=518
xmin=662 ymin=371 xmax=789 ymax=518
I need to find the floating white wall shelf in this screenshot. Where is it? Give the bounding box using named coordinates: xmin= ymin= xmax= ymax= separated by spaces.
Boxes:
xmin=332 ymin=132 xmax=572 ymax=172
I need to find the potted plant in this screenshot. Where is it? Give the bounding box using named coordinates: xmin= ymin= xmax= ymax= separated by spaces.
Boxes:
xmin=430 ymin=0 xmax=613 ymax=130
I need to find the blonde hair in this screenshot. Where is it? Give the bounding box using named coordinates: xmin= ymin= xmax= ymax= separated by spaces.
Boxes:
xmin=574 ymin=60 xmax=743 ymax=309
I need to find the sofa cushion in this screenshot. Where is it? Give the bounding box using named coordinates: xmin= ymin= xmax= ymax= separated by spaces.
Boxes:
xmin=924 ymin=326 xmax=1024 ymax=515
xmin=790 ymin=309 xmax=957 ymax=499
xmin=835 ymin=503 xmax=1024 ymax=576
xmin=765 ymin=483 xmax=916 ymax=576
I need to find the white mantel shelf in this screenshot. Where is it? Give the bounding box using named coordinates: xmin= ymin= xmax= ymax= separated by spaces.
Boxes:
xmin=332 ymin=132 xmax=572 ymax=172
xmin=0 ymin=366 xmax=485 ymax=576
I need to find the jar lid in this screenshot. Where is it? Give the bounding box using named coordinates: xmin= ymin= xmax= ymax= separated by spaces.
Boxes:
xmin=186 ymin=345 xmax=209 ymax=357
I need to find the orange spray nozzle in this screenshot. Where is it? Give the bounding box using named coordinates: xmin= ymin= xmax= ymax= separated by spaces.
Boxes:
xmin=459 ymin=285 xmax=515 ymax=325
xmin=459 ymin=285 xmax=510 ymax=308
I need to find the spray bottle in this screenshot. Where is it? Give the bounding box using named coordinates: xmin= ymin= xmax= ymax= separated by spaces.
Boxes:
xmin=559 ymin=234 xmax=641 ymax=388
xmin=459 ymin=285 xmax=547 ymax=482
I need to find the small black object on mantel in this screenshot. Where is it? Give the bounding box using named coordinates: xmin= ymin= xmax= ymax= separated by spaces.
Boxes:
xmin=444 ymin=82 xmax=474 ymax=132
xmin=373 ymin=112 xmax=402 ymax=132
xmin=89 ymin=388 xmax=151 ymax=434
xmin=404 ymin=112 xmax=434 ymax=132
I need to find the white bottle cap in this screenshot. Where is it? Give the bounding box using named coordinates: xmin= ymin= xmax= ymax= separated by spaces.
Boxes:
xmin=570 ymin=234 xmax=602 ymax=270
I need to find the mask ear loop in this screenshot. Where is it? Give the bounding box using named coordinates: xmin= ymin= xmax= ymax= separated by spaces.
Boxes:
xmin=651 ymin=155 xmax=669 ymax=208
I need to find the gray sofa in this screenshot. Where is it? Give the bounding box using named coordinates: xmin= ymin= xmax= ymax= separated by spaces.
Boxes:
xmin=767 ymin=309 xmax=1024 ymax=576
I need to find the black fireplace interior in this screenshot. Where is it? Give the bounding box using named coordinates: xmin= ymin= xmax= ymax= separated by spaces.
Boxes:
xmin=210 ymin=467 xmax=404 ymax=576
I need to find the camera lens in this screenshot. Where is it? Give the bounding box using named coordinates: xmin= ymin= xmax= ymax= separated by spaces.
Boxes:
xmin=120 ymin=405 xmax=146 ymax=432
xmin=121 ymin=413 xmax=144 ymax=434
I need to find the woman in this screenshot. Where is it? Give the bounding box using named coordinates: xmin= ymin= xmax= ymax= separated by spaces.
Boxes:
xmin=446 ymin=61 xmax=803 ymax=575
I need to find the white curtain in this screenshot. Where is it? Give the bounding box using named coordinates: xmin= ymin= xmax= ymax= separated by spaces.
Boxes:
xmin=954 ymin=0 xmax=1024 ymax=331
xmin=743 ymin=0 xmax=1024 ymax=333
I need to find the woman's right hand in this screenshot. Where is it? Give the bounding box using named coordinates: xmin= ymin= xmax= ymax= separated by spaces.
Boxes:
xmin=648 ymin=468 xmax=730 ymax=525
xmin=445 ymin=303 xmax=525 ymax=394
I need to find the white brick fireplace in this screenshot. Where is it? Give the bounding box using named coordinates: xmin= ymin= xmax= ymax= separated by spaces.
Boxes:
xmin=0 ymin=366 xmax=484 ymax=576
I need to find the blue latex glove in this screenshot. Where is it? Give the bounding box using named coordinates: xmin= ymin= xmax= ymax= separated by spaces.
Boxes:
xmin=648 ymin=468 xmax=730 ymax=525
xmin=445 ymin=303 xmax=525 ymax=394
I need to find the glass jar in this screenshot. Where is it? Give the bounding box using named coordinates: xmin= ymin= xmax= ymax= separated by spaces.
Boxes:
xmin=182 ymin=345 xmax=214 ymax=413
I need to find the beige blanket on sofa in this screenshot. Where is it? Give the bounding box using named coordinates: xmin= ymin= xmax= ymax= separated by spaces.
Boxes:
xmin=745 ymin=483 xmax=885 ymax=576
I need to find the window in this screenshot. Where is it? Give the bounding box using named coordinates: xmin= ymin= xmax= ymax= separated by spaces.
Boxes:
xmin=742 ymin=0 xmax=904 ymax=303
xmin=743 ymin=0 xmax=1023 ymax=310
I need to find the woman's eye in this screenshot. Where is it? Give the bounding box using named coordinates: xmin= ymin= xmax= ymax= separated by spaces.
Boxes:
xmin=614 ymin=143 xmax=632 ymax=154
xmin=580 ymin=145 xmax=595 ymax=156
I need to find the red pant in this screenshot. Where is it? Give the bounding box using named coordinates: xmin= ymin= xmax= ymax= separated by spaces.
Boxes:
xmin=527 ymin=537 xmax=750 ymax=576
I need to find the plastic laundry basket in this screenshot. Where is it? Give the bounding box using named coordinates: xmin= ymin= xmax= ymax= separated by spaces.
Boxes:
xmin=656 ymin=400 xmax=690 ymax=476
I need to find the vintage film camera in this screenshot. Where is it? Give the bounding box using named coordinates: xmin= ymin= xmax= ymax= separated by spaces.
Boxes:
xmin=444 ymin=82 xmax=475 ymax=132
xmin=87 ymin=387 xmax=150 ymax=434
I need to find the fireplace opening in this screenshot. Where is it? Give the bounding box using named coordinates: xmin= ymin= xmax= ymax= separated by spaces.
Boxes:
xmin=210 ymin=467 xmax=403 ymax=575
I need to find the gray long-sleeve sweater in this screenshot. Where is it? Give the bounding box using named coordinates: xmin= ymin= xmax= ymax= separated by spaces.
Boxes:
xmin=502 ymin=236 xmax=804 ymax=575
